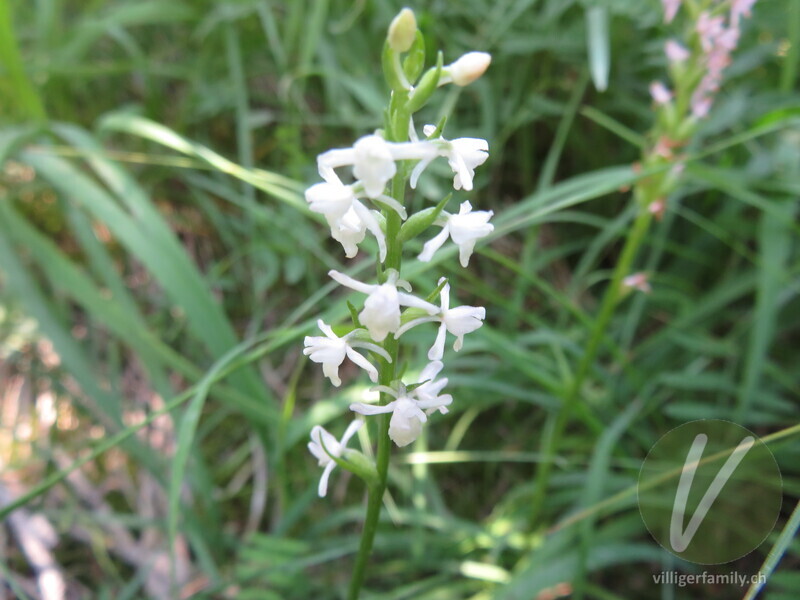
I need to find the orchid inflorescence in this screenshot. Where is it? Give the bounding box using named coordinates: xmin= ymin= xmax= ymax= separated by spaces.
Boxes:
xmin=633 ymin=0 xmax=757 ymax=226
xmin=302 ymin=8 xmax=493 ymax=498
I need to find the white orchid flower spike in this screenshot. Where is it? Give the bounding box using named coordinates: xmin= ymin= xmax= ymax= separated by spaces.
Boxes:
xmin=395 ymin=278 xmax=485 ymax=360
xmin=328 ymin=269 xmax=438 ymax=342
xmin=303 ymin=319 xmax=391 ymax=386
xmin=308 ymin=420 xmax=363 ymax=497
xmin=418 ymin=200 xmax=494 ymax=267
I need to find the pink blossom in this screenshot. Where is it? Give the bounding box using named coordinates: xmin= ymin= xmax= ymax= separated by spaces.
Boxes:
xmin=665 ymin=40 xmax=690 ymax=63
xmin=649 ymin=81 xmax=673 ymax=104
xmin=717 ymin=27 xmax=741 ymax=52
xmin=731 ymin=0 xmax=757 ymax=26
xmin=691 ymin=93 xmax=712 ymax=118
xmin=623 ymin=273 xmax=652 ymax=294
xmin=648 ymin=199 xmax=667 ymax=221
xmin=696 ymin=12 xmax=725 ymax=52
xmin=661 ymin=0 xmax=681 ymax=23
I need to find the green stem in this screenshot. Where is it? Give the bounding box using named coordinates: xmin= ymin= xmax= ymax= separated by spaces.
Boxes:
xmin=529 ymin=205 xmax=653 ymax=526
xmin=347 ymin=99 xmax=408 ymax=600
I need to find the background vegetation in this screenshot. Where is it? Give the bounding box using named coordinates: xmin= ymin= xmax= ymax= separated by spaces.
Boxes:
xmin=0 ymin=0 xmax=798 ymax=598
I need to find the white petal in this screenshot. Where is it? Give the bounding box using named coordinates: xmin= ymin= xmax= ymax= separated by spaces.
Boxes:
xmin=340 ymin=419 xmax=364 ymax=447
xmin=427 ymin=322 xmax=448 ymax=361
xmin=323 ymin=361 xmax=342 ymax=387
xmin=444 ymin=305 xmax=486 ymax=337
xmin=305 ymin=181 xmax=354 ymax=221
xmin=419 ymin=360 xmax=444 ymax=383
xmin=349 ymin=340 xmax=392 ymax=362
xmin=417 ymin=393 xmax=453 ymax=412
xmin=449 ymin=151 xmax=473 ymax=191
xmin=397 ymin=292 xmax=439 ymax=314
xmin=317 ymin=319 xmax=336 ymax=339
xmin=458 ymin=240 xmax=477 ymax=267
xmin=387 ymin=140 xmax=438 ymax=161
xmin=308 ymin=440 xmax=325 ymax=463
xmin=328 ymin=270 xmax=377 ymax=295
xmin=372 ymin=195 xmax=408 ymax=220
xmin=388 ymin=399 xmax=426 ymax=447
xmin=352 ymin=202 xmax=387 ymax=263
xmin=350 ymin=401 xmax=396 ymax=416
xmin=318 ymin=461 xmax=336 ymax=497
xmin=439 ymin=281 xmax=450 ymax=312
xmin=394 ymin=316 xmax=440 ymax=339
xmin=345 ymin=347 xmax=379 ymax=382
xmin=418 ymin=226 xmax=451 ymax=263
xmin=318 ymin=147 xmax=356 ymax=170
xmin=409 ymin=155 xmax=435 ymax=189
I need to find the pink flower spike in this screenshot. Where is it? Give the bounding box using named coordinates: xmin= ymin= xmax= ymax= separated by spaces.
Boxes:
xmin=650 ymin=81 xmax=673 ymax=105
xmin=665 ymin=40 xmax=690 ymax=63
xmin=661 ymin=0 xmax=681 ymax=23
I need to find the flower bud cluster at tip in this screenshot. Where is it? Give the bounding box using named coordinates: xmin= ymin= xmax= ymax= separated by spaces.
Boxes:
xmin=306 ymin=8 xmax=494 ymax=494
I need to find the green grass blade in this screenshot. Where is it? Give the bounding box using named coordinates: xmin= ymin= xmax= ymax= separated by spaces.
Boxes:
xmin=0 ymin=0 xmax=46 ymax=120
xmin=743 ymin=500 xmax=800 ymax=600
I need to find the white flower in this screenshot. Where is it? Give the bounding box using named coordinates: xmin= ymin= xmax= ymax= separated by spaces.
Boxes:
xmin=328 ymin=206 xmax=369 ymax=260
xmin=440 ymin=51 xmax=492 ymax=86
xmin=409 ymin=136 xmax=489 ymax=192
xmin=308 ymin=420 xmax=363 ymax=496
xmin=418 ymin=200 xmax=493 ymax=267
xmin=305 ymin=180 xmax=409 ymax=262
xmin=349 ymin=376 xmax=452 ymax=447
xmin=317 ymin=134 xmax=397 ymax=199
xmin=303 ymin=319 xmax=392 ymax=386
xmin=328 ymin=269 xmax=439 ymax=342
xmin=395 ymin=278 xmax=486 ymax=360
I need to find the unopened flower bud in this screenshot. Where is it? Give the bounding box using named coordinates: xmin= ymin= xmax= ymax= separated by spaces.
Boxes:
xmin=445 ymin=52 xmax=491 ymax=86
xmin=388 ymin=8 xmax=417 ymax=52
